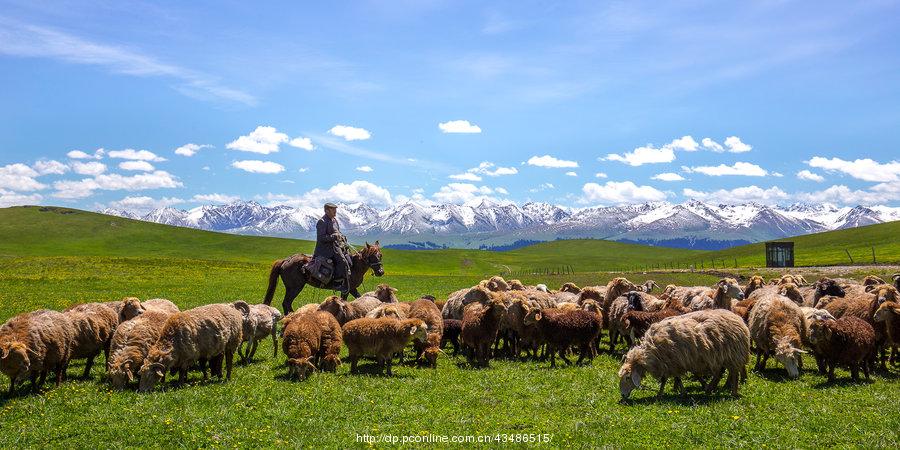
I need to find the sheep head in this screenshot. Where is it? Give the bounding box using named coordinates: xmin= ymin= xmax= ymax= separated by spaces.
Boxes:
xmin=815 ymin=278 xmax=845 ymax=299
xmin=863 ymin=275 xmax=886 ymax=287
xmin=109 ymin=359 xmax=135 ymax=390
xmin=578 ymin=287 xmax=604 ymax=304
xmin=870 ymin=285 xmax=898 ymax=304
xmin=774 ymin=337 xmax=806 ymax=379
xmin=640 ymin=280 xmax=660 ymax=293
xmin=522 ymin=308 xmax=543 ymax=326
xmin=507 ymin=279 xmax=526 ymax=291
xmin=625 ymin=292 xmax=644 ymax=311
xmin=560 ymin=282 xmax=581 ymax=294
xmin=321 ymin=354 xmax=341 ymax=373
xmin=375 ymin=284 xmax=398 ymax=303
xmin=319 ymin=296 xmax=351 ymax=325
xmin=874 ymin=301 xmax=900 ymax=323
xmin=607 ymin=278 xmax=638 ymax=301
xmin=893 ymin=273 xmax=900 ymax=290
xmin=480 ymin=276 xmax=509 ymax=292
xmin=580 ymin=299 xmax=602 ymax=317
xmin=0 ymin=341 xmax=30 ymax=378
xmin=779 ymin=283 xmax=803 ymax=304
xmin=744 ymin=276 xmax=765 ymax=297
xmin=137 ymin=353 xmax=169 ymax=393
xmin=422 ymin=348 xmax=440 ymax=368
xmin=403 ymin=319 xmax=429 ymax=343
xmin=617 ymin=348 xmax=646 ymax=399
xmin=287 ymin=357 xmax=316 ymax=380
xmin=119 ymin=297 xmax=146 ymax=322
xmin=718 ymin=278 xmax=744 ymax=301
xmin=535 ymin=284 xmax=549 ymax=293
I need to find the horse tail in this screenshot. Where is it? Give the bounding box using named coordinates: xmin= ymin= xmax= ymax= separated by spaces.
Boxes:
xmin=263 ymin=259 xmax=283 ymax=305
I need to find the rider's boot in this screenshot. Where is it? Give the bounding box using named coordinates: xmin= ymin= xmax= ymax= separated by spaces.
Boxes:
xmin=338 ymin=277 xmax=350 ymax=299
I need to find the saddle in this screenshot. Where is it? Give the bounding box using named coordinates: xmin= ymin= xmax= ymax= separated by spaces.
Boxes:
xmin=302 ymin=255 xmax=335 ymax=285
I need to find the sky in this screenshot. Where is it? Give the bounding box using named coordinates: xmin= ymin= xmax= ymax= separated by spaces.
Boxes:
xmin=1 ymin=0 xmax=899 ymax=213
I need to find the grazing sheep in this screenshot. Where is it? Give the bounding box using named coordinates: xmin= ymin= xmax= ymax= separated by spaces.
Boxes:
xmin=238 ymin=304 xmax=283 ymax=363
xmin=808 ymin=316 xmax=876 ymax=381
xmin=320 ymin=295 xmax=384 ymax=325
xmin=0 ymin=310 xmax=76 ymax=394
xmin=824 ymin=285 xmax=897 ymax=366
xmin=366 ymin=302 xmax=412 ymax=320
xmin=442 ymin=286 xmax=495 ymax=320
xmin=873 ymin=301 xmax=900 ymax=366
xmin=560 ymin=282 xmax=581 ymax=294
xmin=800 ymin=306 xmax=836 ymax=373
xmin=608 ymin=291 xmax=665 ymax=352
xmin=748 ymin=294 xmax=807 ymax=378
xmin=317 ymin=312 xmax=343 ymax=373
xmin=743 ymin=275 xmax=766 ymax=298
xmin=63 ymin=302 xmax=119 ymax=378
xmin=408 ymin=299 xmax=443 ymax=367
xmin=343 ymin=318 xmax=428 ymax=375
xmin=617 ymin=309 xmax=751 ymax=399
xmin=361 ymin=284 xmax=399 ymax=303
xmin=638 ymin=280 xmax=660 ymax=293
xmin=282 ymin=311 xmax=342 ymax=380
xmin=138 ymin=301 xmax=249 ymax=392
xmin=461 ymin=297 xmax=508 ymax=367
xmin=523 ymin=308 xmax=602 ymax=367
xmin=441 ymin=319 xmax=462 ymax=354
xmin=863 ymin=275 xmax=886 ymax=287
xmin=118 ymin=298 xmax=180 ymax=323
xmin=107 ymin=310 xmax=171 ymax=390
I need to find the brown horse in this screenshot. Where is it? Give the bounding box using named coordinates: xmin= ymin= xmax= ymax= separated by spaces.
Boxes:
xmin=263 ymin=241 xmax=385 ymax=313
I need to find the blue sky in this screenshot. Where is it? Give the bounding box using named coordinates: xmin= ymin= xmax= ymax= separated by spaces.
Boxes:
xmin=1 ymin=0 xmax=899 ymax=212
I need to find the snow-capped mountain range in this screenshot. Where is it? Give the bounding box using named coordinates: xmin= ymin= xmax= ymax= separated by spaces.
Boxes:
xmin=100 ymin=200 xmax=900 ymax=250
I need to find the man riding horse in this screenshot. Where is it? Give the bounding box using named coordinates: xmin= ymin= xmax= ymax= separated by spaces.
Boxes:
xmin=315 ymin=202 xmax=353 ymax=298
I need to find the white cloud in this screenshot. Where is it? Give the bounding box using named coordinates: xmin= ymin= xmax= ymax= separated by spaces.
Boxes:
xmin=452 ymin=161 xmax=518 ymax=181
xmin=432 ymin=183 xmax=500 ymax=204
xmin=683 ymin=186 xmax=789 ymax=204
xmin=231 ymin=160 xmax=285 ymax=174
xmin=226 ymin=126 xmax=289 ymax=154
xmin=0 ymin=163 xmax=46 ymax=191
xmin=108 ymin=149 xmax=166 ymax=162
xmin=529 ymin=183 xmax=554 ymax=193
xmin=0 ymin=189 xmax=43 ymax=207
xmin=605 ymin=145 xmax=675 ymax=166
xmin=495 ymin=187 xmax=509 ymax=195
xmin=268 ymin=180 xmax=393 ymax=208
xmin=724 ymin=136 xmax=752 ymax=153
xmin=580 ymin=181 xmax=669 ymax=204
xmin=66 ymin=148 xmax=104 ymax=160
xmin=772 ymin=172 xmax=784 ymax=177
xmin=328 ymin=125 xmax=371 ymax=141
xmin=438 ymin=120 xmax=482 ymax=134
xmin=701 ymin=138 xmax=725 ymax=152
xmin=652 ymin=172 xmax=685 ymax=181
xmin=202 ymin=166 xmax=211 ymax=171
xmin=683 ymin=162 xmax=768 ymax=177
xmin=33 ymin=160 xmax=69 ymax=175
xmin=356 ymin=165 xmax=374 ymax=173
xmin=108 ymin=196 xmax=184 ymax=213
xmin=119 ymin=161 xmax=155 ymax=172
xmin=174 ymin=143 xmax=211 ymax=157
xmin=669 ymin=136 xmax=700 ymax=152
xmin=595 ymin=172 xmax=608 ymax=178
xmin=192 ymin=193 xmax=240 ymax=204
xmin=288 ymin=137 xmax=314 ymax=151
xmin=450 ymin=172 xmax=482 ymax=181
xmin=71 ymin=161 xmax=107 ymax=176
xmin=796 ymin=170 xmax=824 ymax=182
xmin=297 ymin=167 xmax=309 ymax=173
xmin=807 ymin=156 xmax=900 ymax=183
xmin=565 ymin=171 xmax=578 ymax=177
xmin=795 ymin=185 xmax=889 ymax=205
xmin=526 ymin=155 xmax=578 ymax=168
xmin=52 ymin=171 xmax=182 ymax=199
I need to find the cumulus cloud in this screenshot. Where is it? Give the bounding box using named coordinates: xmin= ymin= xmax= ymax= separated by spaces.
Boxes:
xmin=526 ymin=155 xmax=578 ymax=168
xmin=450 ymin=172 xmax=482 ymax=181
xmin=288 ymin=137 xmax=314 ymax=151
xmin=807 ymin=156 xmax=900 ymax=183
xmin=328 ymin=125 xmax=371 ymax=141
xmin=595 ymin=172 xmax=608 ymax=178
xmin=432 ymin=183 xmax=502 ymax=204
xmin=724 ymin=136 xmax=752 ymax=153
xmin=529 ymin=183 xmax=554 ymax=192
xmin=67 ymin=149 xmax=104 ymax=160
xmin=108 ymin=149 xmax=166 ymax=162
xmin=268 ymin=180 xmax=393 ymax=208
xmin=495 ymin=187 xmax=509 ymax=195
xmin=669 ymin=136 xmax=700 ymax=152
xmin=682 ymin=162 xmax=768 ymax=177
xmin=796 ymin=170 xmax=824 ymax=182
xmin=438 ymin=120 xmax=482 ymax=134
xmin=652 ymin=172 xmax=685 ymax=181
xmin=701 ymin=138 xmax=725 ymax=152
xmin=231 ymin=160 xmax=285 ymax=174
xmin=356 ymin=165 xmax=373 ymax=173
xmin=108 ymin=196 xmax=184 ymax=213
xmin=192 ymin=193 xmax=240 ymax=204
xmin=174 ymin=143 xmax=211 ymax=157
xmin=52 ymin=171 xmax=182 ymax=199
xmin=794 ymin=185 xmax=890 ymax=205
xmin=226 ymin=126 xmax=289 ymax=154
xmin=33 ymin=160 xmax=69 ymax=175
xmin=71 ymin=161 xmax=107 ymax=176
xmin=580 ymin=181 xmax=669 ymax=204
xmin=119 ymin=161 xmax=155 ymax=172
xmin=451 ymin=161 xmax=518 ymax=180
xmin=0 ymin=189 xmax=43 ymax=207
xmin=0 ymin=164 xmax=46 ymax=191
xmin=683 ymin=185 xmax=789 ymax=204
xmin=603 ymin=136 xmax=699 ymax=167
xmin=565 ymin=171 xmax=578 ymax=177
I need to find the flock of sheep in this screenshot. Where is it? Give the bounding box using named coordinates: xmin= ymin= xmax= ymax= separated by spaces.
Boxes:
xmin=0 ymin=272 xmax=898 ymax=400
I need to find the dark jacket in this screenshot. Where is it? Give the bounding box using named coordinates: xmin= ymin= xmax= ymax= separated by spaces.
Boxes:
xmin=314 ymin=214 xmax=343 ymax=260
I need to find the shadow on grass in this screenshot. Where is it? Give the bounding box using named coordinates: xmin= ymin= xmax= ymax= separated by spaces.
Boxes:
xmin=812 ymin=377 xmax=876 ymax=389
xmin=622 ymin=390 xmax=739 ymax=406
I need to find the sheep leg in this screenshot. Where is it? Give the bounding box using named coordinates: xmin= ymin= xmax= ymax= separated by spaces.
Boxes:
xmin=727 ymin=369 xmax=740 ymax=397
xmin=350 ymin=355 xmax=358 ymax=374
xmin=850 ymin=364 xmax=859 ymax=381
xmin=7 ymin=378 xmax=14 ymax=397
xmin=559 ymin=347 xmax=573 ymax=366
xmin=225 ymin=352 xmax=234 ymax=380
xmin=657 ymin=377 xmax=667 ymax=397
xmin=177 ymin=368 xmax=187 ymax=385
xmin=863 ymin=359 xmax=870 ymax=380
xmin=83 ymin=354 xmax=95 ymax=379
xmin=673 ymin=377 xmax=684 ymax=393
xmin=827 ymin=363 xmax=835 ymax=382
xmin=385 ymin=356 xmax=393 ymax=376
xmin=250 ymin=340 xmax=260 ymax=361
xmin=815 ymin=355 xmax=827 ymax=374
xmin=54 ymin=363 xmax=64 ymax=386
xmin=199 ymin=359 xmax=208 ymax=381
xmin=706 ymin=369 xmax=723 ymax=394
xmin=272 ymin=331 xmax=278 ymax=358
xmin=608 ymin=329 xmax=619 ymax=354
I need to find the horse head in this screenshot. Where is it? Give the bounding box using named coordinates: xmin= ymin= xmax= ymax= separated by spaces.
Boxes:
xmin=361 ymin=241 xmax=385 ymax=277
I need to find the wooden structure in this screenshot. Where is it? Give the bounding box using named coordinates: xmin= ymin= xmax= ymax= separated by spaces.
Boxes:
xmin=765 ymin=241 xmax=794 ymax=268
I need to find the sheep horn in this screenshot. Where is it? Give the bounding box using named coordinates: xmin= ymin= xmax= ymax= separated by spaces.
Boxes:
xmin=892 ymin=274 xmax=900 ymax=282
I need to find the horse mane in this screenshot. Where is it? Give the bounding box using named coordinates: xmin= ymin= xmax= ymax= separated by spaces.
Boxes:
xmin=355 ymin=243 xmax=381 ymax=259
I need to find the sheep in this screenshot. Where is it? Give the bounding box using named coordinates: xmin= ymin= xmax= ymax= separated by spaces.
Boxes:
xmin=107 ymin=310 xmax=172 ymax=390
xmin=523 ymin=307 xmax=602 ymax=367
xmin=551 ymin=290 xmax=580 ymax=305
xmin=408 ymin=299 xmax=443 ymax=367
xmin=599 ymin=278 xmax=639 ymax=326
xmin=508 ymin=279 xmax=526 ymax=290
xmin=137 ymin=301 xmax=249 ymax=392
xmin=560 ymin=282 xmax=581 ymax=294
xmin=577 ymin=286 xmax=605 ymax=305
xmin=749 ymin=283 xmax=803 ymax=305
xmin=800 ymin=306 xmax=836 ymax=373
xmin=638 ymin=280 xmax=660 ymax=293
xmin=607 ymin=291 xmax=665 ymax=352
xmin=617 ymin=309 xmax=751 ymax=399
xmin=863 ymin=275 xmax=886 ymax=287
xmin=440 ymin=319 xmax=462 ymax=354
xmin=343 ymin=318 xmax=428 ymax=375
xmin=361 ymin=284 xmax=399 ymax=303
xmin=477 ymin=275 xmax=511 ymax=292
xmin=535 ymin=284 xmax=549 ymax=293
xmin=238 ymin=304 xmax=283 ymax=363
xmin=461 ymin=297 xmax=508 ymax=367
xmin=366 ymin=302 xmax=411 ymax=320
xmin=658 ymin=284 xmax=678 ymax=300
xmin=873 ymin=301 xmax=900 ymax=366
xmin=620 ymin=299 xmax=688 ymax=344
xmin=0 ymin=310 xmax=76 ymax=395
xmin=442 ymin=286 xmax=495 ymax=320
xmin=118 ymin=298 xmax=180 ymax=323
xmin=808 ymin=316 xmax=876 ymax=381
xmin=743 ymin=275 xmax=766 ymax=298
xmin=824 ymin=285 xmax=898 ymax=367
xmin=319 ymin=295 xmax=384 ymax=325
xmin=282 ymin=311 xmax=342 ymax=380
xmin=317 ymin=311 xmax=344 ymax=373
xmin=63 ymin=302 xmax=119 ymax=378
xmin=497 ymin=296 xmax=543 ymax=359
xmin=669 ymin=279 xmax=743 ymax=311
xmin=731 ymin=298 xmax=757 ymax=323
xmin=748 ymin=293 xmax=807 ymax=378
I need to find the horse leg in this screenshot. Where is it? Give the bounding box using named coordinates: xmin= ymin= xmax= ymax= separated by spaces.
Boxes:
xmin=282 ymin=286 xmax=302 ymax=315
xmin=349 ymin=287 xmax=361 ymax=299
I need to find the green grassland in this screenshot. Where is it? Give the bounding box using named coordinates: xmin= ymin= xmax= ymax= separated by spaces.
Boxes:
xmin=0 ymin=206 xmax=898 ymax=448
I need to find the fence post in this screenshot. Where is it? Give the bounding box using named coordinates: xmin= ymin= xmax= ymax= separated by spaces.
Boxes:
xmin=872 ymin=247 xmax=876 ymax=264
xmin=845 ymin=249 xmax=854 ymax=264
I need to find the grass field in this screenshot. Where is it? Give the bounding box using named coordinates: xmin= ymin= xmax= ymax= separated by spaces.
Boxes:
xmin=0 ymin=206 xmax=898 ymax=447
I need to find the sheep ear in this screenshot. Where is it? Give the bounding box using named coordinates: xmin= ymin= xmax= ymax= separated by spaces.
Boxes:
xmin=126 ymin=370 xmax=135 ymax=382
xmin=154 ymin=368 xmax=164 ymax=378
xmin=535 ymin=312 xmax=542 ymax=321
xmin=631 ymin=370 xmax=642 ymax=388
xmin=365 ymin=242 xmax=371 ymax=248
xmin=865 ymin=285 xmax=876 ymax=293
xmin=409 ymin=326 xmax=417 ymax=335
xmin=796 ymin=349 xmax=808 ymax=354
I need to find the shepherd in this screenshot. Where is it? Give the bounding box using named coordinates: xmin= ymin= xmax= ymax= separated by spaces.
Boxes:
xmin=263 ymin=203 xmax=385 ymax=314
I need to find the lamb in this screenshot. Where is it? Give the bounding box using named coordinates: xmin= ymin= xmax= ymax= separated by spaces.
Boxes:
xmin=800 ymin=277 xmax=846 ymax=307
xmin=523 ymin=307 xmax=601 ymax=367
xmin=342 ymin=318 xmax=428 ymax=375
xmin=407 ymin=299 xmax=443 ymax=367
xmin=319 ymin=295 xmax=384 ymax=325
xmin=238 ymin=304 xmax=283 ymax=363
xmin=282 ymin=311 xmax=342 ymax=380
xmin=118 ymin=298 xmax=180 ymax=323
xmin=0 ymin=310 xmax=76 ymax=395
xmin=442 ymin=286 xmax=495 ymax=320
xmin=137 ymin=301 xmax=249 ymax=392
xmin=63 ymin=302 xmax=119 ymax=378
xmin=743 ymin=275 xmax=766 ymax=298
xmin=366 ymin=302 xmax=411 ymax=320
xmin=808 ymin=316 xmax=876 ymax=381
xmin=461 ymin=297 xmax=508 ymax=367
xmin=873 ymin=301 xmax=900 ymax=366
xmin=361 ymin=284 xmax=399 ymax=303
xmin=440 ymin=319 xmax=462 ymax=354
xmin=617 ymin=309 xmax=751 ymax=399
xmin=607 ymin=291 xmax=665 ymax=352
xmin=748 ymin=293 xmax=807 ymax=378
xmin=107 ymin=310 xmax=172 ymax=390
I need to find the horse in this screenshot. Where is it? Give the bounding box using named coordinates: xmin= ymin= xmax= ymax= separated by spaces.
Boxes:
xmin=263 ymin=241 xmax=385 ymax=314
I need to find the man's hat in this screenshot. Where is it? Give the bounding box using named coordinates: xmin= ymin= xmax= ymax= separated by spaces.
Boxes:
xmin=324 ymin=202 xmax=338 ymax=209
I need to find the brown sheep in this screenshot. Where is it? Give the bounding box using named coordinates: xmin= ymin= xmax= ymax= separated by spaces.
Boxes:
xmin=138 ymin=301 xmax=249 ymax=392
xmin=319 ymin=295 xmax=383 ymax=325
xmin=477 ymin=275 xmax=511 ymax=292
xmin=732 ymin=298 xmax=757 ymax=323
xmin=408 ymin=299 xmax=443 ymax=367
xmin=441 ymin=286 xmax=495 ymax=320
xmin=523 ymin=307 xmax=602 ymax=367
xmin=317 ymin=312 xmax=343 ymax=373
xmin=748 ymin=294 xmax=807 ymax=378
xmin=620 ymin=308 xmax=684 ymax=344
xmin=461 ymin=297 xmax=508 ymax=367
xmin=863 ymin=275 xmax=886 ymax=287
xmin=366 ymin=302 xmax=412 ymax=320
xmin=361 ymin=284 xmax=399 ymax=303
xmin=608 ymin=291 xmax=665 ymax=352
xmin=809 ymin=316 xmax=876 ymax=381
xmin=497 ymin=295 xmax=541 ymax=359
xmin=599 ymin=278 xmax=639 ymax=328
xmin=508 ymin=279 xmax=526 ymax=290
xmin=800 ymin=277 xmax=846 ymax=307
xmin=343 ymin=318 xmax=428 ymax=375
xmin=0 ymin=310 xmax=76 ymax=395
xmin=743 ymin=275 xmax=766 ymax=298
xmin=873 ymin=301 xmax=900 ymax=366
xmin=669 ymin=279 xmax=743 ymax=311
xmin=825 ymin=285 xmax=897 ymax=366
xmin=282 ymin=311 xmax=342 ymax=379
xmin=560 ymin=282 xmax=581 ymax=294
xmin=107 ymin=310 xmax=172 ymax=390
xmin=63 ymin=302 xmax=119 ymax=378
xmin=118 ymin=298 xmax=180 ymax=323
